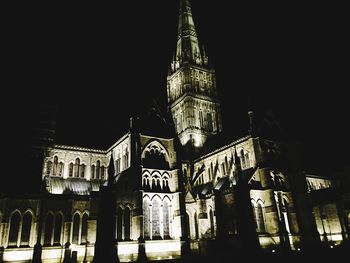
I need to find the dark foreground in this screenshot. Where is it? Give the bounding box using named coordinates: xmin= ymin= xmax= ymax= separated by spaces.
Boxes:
xmin=148 ymin=242 xmax=349 ymax=263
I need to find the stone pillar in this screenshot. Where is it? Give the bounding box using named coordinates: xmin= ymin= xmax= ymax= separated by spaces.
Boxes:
xmin=284 ymin=143 xmax=322 ymax=251
xmin=87 ymin=220 xmax=97 ymax=244
xmin=274 ymin=191 xmax=291 ymax=251
xmin=92 ymin=187 xmax=118 ymax=263
xmin=0 ymin=246 xmax=4 ymax=263
xmin=63 ymin=221 xmax=71 ymax=245
xmin=33 ymin=200 xmax=43 ymax=263
xmin=62 ymin=242 xmax=71 ymax=263
xmin=0 ymin=222 xmax=3 ymax=247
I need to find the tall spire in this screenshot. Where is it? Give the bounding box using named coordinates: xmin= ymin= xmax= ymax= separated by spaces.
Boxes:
xmin=176 ymin=0 xmax=203 ymax=65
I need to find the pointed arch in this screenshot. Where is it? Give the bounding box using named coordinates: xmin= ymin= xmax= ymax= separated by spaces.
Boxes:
xmin=100 ymin=166 xmax=105 ymax=180
xmin=53 ymin=156 xmax=58 ymax=176
xmin=58 ymin=162 xmax=64 ymax=176
xmin=91 ymin=164 xmax=95 ymax=179
xmin=141 ymin=140 xmax=170 ymax=169
xmin=115 ymin=149 xmax=121 ymax=173
xmin=44 ymin=212 xmax=54 ymax=245
xmin=20 ymin=211 xmax=33 ymax=246
xmin=69 ymin=163 xmax=74 ymax=177
xmin=152 ymin=198 xmax=161 ymax=239
xmin=124 ymin=207 xmax=131 ymax=240
xmin=162 ymin=195 xmax=171 ymax=202
xmin=163 ymin=200 xmax=170 ymax=238
xmin=143 ymin=194 xmax=151 ymax=202
xmin=96 ymin=160 xmax=100 ymax=179
xmin=255 ymin=203 xmax=265 ymax=233
xmin=8 ymin=211 xmax=21 ymax=246
xmin=143 ymin=199 xmax=150 ymax=239
xmin=116 ymin=207 xmax=123 ymax=240
xmin=80 ymin=163 xmax=85 ymax=178
xmin=81 ymin=213 xmax=88 ymax=244
xmin=123 ymin=144 xmax=129 ymax=169
xmin=150 ymin=194 xmax=162 ymax=202
xmin=74 ymin=158 xmax=80 ymax=177
xmin=54 ymin=213 xmax=63 ymax=245
xmin=240 ymin=149 xmax=246 ymax=169
xmin=72 ymin=213 xmax=80 ymax=244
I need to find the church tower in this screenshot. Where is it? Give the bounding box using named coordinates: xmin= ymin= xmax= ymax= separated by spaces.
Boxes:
xmin=167 ymin=0 xmax=222 ymax=150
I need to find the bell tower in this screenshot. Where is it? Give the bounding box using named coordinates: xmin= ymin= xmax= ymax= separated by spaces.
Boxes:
xmin=167 ymin=0 xmax=222 ymax=150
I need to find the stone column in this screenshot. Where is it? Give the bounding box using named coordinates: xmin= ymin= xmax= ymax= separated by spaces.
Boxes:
xmin=0 ymin=246 xmax=4 ymax=263
xmin=33 ymin=199 xmax=43 ymax=263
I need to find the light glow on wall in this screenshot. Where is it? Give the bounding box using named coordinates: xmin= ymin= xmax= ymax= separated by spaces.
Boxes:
xmin=3 ymin=248 xmax=33 ymax=262
xmin=145 ymin=239 xmax=181 ymax=253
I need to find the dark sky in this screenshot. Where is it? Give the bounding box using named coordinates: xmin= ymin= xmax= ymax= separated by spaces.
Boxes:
xmin=3 ymin=0 xmax=349 ymax=189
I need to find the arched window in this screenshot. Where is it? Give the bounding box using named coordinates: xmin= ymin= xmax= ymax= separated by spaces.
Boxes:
xmin=207 ymin=112 xmax=213 ymax=131
xmin=209 ymin=209 xmax=214 ymax=238
xmin=199 ymin=110 xmax=204 ymax=128
xmin=20 ymin=212 xmax=32 ymax=246
xmin=81 ymin=213 xmax=88 ymax=244
xmin=80 ymin=164 xmax=85 ymax=178
xmin=54 ymin=214 xmax=63 ymax=245
xmin=153 ymin=176 xmax=161 ymax=191
xmin=44 ymin=213 xmax=54 ymax=245
xmin=163 ymin=201 xmax=170 ymax=238
xmin=100 ymin=166 xmax=105 ymax=180
xmin=96 ymin=161 xmax=100 ymax=179
xmin=240 ymin=149 xmax=246 ymax=169
xmin=72 ymin=214 xmax=80 ymax=244
xmin=124 ymin=207 xmax=131 ymax=240
xmin=58 ymin=162 xmax=64 ymax=177
xmin=143 ymin=200 xmax=150 ymax=239
xmin=91 ymin=165 xmax=95 ymax=179
xmin=123 ymin=147 xmax=129 ymax=169
xmin=255 ymin=203 xmax=265 ymax=233
xmin=194 ymin=212 xmax=199 ymax=239
xmin=53 ymin=156 xmax=58 ymax=176
xmin=245 ymin=153 xmax=250 ymax=168
xmin=74 ymin=158 xmax=80 ymax=177
xmin=152 ymin=199 xmax=161 ymax=239
xmin=142 ymin=145 xmax=169 ymax=169
xmin=115 ymin=152 xmax=121 ymax=173
xmin=8 ymin=212 xmax=21 ymax=246
xmin=46 ymin=161 xmax=52 ymax=176
xmin=117 ymin=207 xmax=123 ymax=240
xmin=163 ymin=178 xmax=169 ymax=191
xmin=69 ymin=163 xmax=74 ymax=177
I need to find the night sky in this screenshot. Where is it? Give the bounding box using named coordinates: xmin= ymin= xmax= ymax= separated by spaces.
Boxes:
xmin=3 ymin=1 xmax=349 ymax=194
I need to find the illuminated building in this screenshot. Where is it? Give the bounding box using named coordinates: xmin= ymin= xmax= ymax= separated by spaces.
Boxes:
xmin=0 ymin=1 xmax=349 ymax=262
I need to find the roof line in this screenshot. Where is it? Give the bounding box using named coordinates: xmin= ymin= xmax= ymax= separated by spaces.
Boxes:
xmin=54 ymin=144 xmax=107 ymax=154
xmin=194 ymin=135 xmax=252 ymax=162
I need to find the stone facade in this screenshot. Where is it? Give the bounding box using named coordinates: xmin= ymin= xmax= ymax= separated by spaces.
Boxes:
xmin=0 ymin=0 xmax=348 ymax=262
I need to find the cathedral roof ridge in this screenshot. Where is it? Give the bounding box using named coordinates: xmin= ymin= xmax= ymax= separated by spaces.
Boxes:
xmin=194 ymin=135 xmax=252 ymax=162
xmin=54 ymin=144 xmax=107 ymax=154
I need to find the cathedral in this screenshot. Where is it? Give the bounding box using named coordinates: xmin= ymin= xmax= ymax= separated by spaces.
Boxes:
xmin=1 ymin=1 xmax=349 ymax=262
